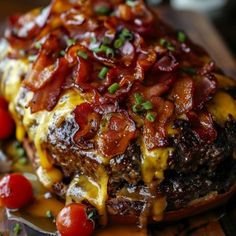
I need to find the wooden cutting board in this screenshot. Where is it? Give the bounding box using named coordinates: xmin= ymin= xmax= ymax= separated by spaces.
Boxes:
xmin=0 ymin=6 xmax=235 ymax=236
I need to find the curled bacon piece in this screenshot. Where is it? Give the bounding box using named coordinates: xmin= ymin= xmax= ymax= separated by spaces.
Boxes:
xmin=153 ymin=53 xmax=179 ymax=72
xmin=24 ymin=34 xmax=66 ymax=91
xmin=143 ymin=98 xmax=174 ymax=150
xmin=28 ymin=57 xmax=69 ymax=113
xmin=145 ymin=72 xmax=176 ymax=98
xmin=194 ymin=74 xmax=217 ymax=110
xmin=6 ymin=7 xmax=50 ymax=43
xmin=73 ymin=103 xmax=100 ymax=149
xmin=186 ymin=110 xmax=217 ymax=143
xmin=74 ymin=58 xmax=91 ymax=85
xmin=169 ymin=76 xmax=194 ymax=115
xmin=98 ymin=112 xmax=136 ymax=157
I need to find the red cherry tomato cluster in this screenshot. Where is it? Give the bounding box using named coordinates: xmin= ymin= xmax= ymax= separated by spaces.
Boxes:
xmin=0 ymin=96 xmax=15 ymax=139
xmin=56 ymin=203 xmax=95 ymax=236
xmin=0 ymin=173 xmax=33 ymax=209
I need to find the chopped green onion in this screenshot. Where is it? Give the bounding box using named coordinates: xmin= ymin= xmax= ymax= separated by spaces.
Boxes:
xmin=59 ymin=50 xmax=66 ymax=56
xmin=99 ymin=67 xmax=109 ymax=79
xmin=134 ymin=93 xmax=143 ymax=105
xmin=92 ymin=47 xmax=102 ymax=53
xmin=0 ymin=232 xmax=3 ymax=236
xmin=66 ymin=38 xmax=76 ymax=47
xmin=18 ymin=158 xmax=27 ymax=165
xmin=87 ymin=209 xmax=96 ymax=220
xmin=160 ymin=38 xmax=167 ymax=46
xmin=91 ymin=37 xmax=97 ymax=44
xmin=46 ymin=210 xmax=54 ymax=218
xmin=105 ymin=47 xmax=115 ymax=57
xmin=108 ymin=83 xmax=120 ymax=94
xmin=159 ymin=38 xmax=175 ymax=51
xmin=77 ymin=50 xmax=88 ymax=60
xmin=166 ymin=43 xmax=175 ymax=52
xmin=146 ymin=112 xmax=156 ymax=122
xmin=13 ymin=223 xmax=21 ymax=235
xmin=142 ymin=101 xmax=153 ymax=110
xmin=103 ymin=36 xmax=110 ymax=45
xmin=132 ymin=104 xmax=142 ymax=113
xmin=177 ymin=31 xmax=187 ymax=43
xmin=181 ymin=67 xmax=197 ymax=75
xmin=95 ymin=5 xmax=111 ymax=15
xmin=28 ymin=55 xmax=37 ymax=62
xmin=93 ymin=45 xmax=114 ymax=57
xmin=100 ymin=45 xmax=114 ymax=57
xmin=35 ymin=42 xmax=42 ymax=49
xmin=114 ymin=38 xmax=125 ymax=49
xmin=120 ymin=28 xmax=133 ymax=41
xmin=16 ymin=148 xmax=25 ymax=158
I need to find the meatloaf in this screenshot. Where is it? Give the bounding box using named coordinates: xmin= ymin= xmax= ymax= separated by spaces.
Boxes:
xmin=0 ymin=0 xmax=235 ymax=226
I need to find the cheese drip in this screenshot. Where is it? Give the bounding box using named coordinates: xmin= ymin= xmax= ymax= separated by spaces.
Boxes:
xmin=208 ymin=91 xmax=236 ymax=125
xmin=66 ymin=167 xmax=109 ymax=225
xmin=0 ymin=42 xmax=110 ymax=222
xmin=140 ymin=140 xmax=173 ymax=184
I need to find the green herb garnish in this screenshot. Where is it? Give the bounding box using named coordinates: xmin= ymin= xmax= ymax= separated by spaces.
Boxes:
xmin=114 ymin=28 xmax=133 ymax=49
xmin=46 ymin=210 xmax=54 ymax=218
xmin=120 ymin=28 xmax=133 ymax=41
xmin=132 ymin=104 xmax=142 ymax=113
xmin=142 ymin=101 xmax=153 ymax=110
xmin=28 ymin=55 xmax=37 ymax=62
xmin=95 ymin=5 xmax=111 ymax=15
xmin=160 ymin=38 xmax=167 ymax=46
xmin=159 ymin=38 xmax=175 ymax=51
xmin=134 ymin=93 xmax=143 ymax=105
xmin=146 ymin=112 xmax=156 ymax=122
xmin=114 ymin=38 xmax=125 ymax=49
xmin=66 ymin=38 xmax=76 ymax=47
xmin=77 ymin=50 xmax=88 ymax=60
xmin=18 ymin=158 xmax=27 ymax=165
xmin=13 ymin=223 xmax=21 ymax=235
xmin=108 ymin=83 xmax=120 ymax=94
xmin=35 ymin=42 xmax=42 ymax=49
xmin=177 ymin=31 xmax=187 ymax=43
xmin=103 ymin=36 xmax=110 ymax=45
xmin=99 ymin=67 xmax=109 ymax=79
xmin=93 ymin=45 xmax=114 ymax=58
xmin=91 ymin=37 xmax=97 ymax=44
xmin=166 ymin=43 xmax=175 ymax=51
xmin=59 ymin=50 xmax=66 ymax=56
xmin=104 ymin=46 xmax=115 ymax=57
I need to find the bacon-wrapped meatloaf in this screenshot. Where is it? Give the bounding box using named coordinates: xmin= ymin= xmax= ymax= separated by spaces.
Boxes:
xmin=0 ymin=0 xmax=235 ymax=226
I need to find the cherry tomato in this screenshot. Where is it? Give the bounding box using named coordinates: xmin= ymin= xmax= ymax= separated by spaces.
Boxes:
xmin=0 ymin=109 xmax=15 ymax=139
xmin=56 ymin=203 xmax=94 ymax=236
xmin=0 ymin=174 xmax=33 ymax=209
xmin=0 ymin=96 xmax=8 ymax=110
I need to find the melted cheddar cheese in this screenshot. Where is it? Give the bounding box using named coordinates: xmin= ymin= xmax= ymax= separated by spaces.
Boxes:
xmin=140 ymin=140 xmax=173 ymax=184
xmin=66 ymin=168 xmax=109 ymax=225
xmin=208 ymin=91 xmax=236 ymax=125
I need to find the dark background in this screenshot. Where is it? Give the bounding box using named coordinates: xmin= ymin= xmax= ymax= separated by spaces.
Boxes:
xmin=0 ymin=0 xmax=236 ymax=57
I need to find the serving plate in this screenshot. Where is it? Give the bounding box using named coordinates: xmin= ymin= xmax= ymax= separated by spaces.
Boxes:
xmin=0 ymin=4 xmax=235 ymax=236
